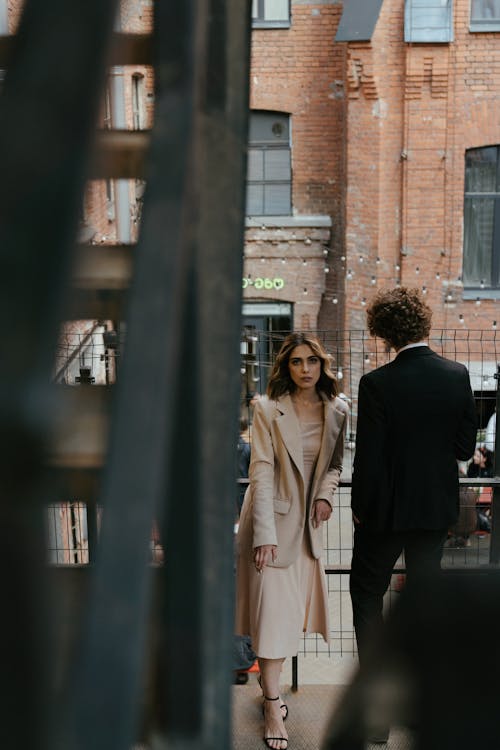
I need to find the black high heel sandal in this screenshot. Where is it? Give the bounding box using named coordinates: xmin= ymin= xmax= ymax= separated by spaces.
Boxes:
xmin=258 ymin=674 xmax=289 ymax=720
xmin=262 ymin=696 xmax=288 ymax=750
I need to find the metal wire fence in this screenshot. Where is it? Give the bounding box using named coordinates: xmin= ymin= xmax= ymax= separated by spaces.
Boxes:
xmin=240 ymin=328 xmax=499 ymax=440
xmin=239 ymin=328 xmax=499 ymax=659
xmin=49 ymin=327 xmax=499 ymax=660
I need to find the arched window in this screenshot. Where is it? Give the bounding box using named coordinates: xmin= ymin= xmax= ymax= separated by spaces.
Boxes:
xmin=246 ymin=111 xmax=291 ymax=217
xmin=463 ymin=146 xmax=500 ymax=291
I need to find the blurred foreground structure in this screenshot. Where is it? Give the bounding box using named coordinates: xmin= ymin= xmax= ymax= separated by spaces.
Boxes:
xmin=0 ymin=2 xmax=250 ymax=749
xmin=1 ymin=2 xmax=500 ymax=749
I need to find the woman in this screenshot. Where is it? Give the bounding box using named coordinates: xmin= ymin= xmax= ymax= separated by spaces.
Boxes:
xmin=467 ymin=445 xmax=493 ymax=478
xmin=235 ymin=333 xmax=348 ymax=750
xmin=466 ymin=445 xmax=494 ymax=535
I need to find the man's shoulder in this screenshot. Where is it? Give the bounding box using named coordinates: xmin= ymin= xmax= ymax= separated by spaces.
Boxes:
xmin=425 ymin=350 xmax=469 ymax=376
xmin=360 ymin=361 xmax=393 ymax=384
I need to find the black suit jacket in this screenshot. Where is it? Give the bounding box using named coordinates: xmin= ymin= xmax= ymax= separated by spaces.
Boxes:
xmin=351 ymin=346 xmax=477 ymax=532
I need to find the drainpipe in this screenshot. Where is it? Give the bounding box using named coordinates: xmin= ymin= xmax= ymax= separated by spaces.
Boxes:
xmin=109 ymin=12 xmax=131 ymax=244
xmin=109 ymin=66 xmax=131 ymax=243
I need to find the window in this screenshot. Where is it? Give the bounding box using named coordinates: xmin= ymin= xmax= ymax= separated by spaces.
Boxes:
xmin=335 ymin=0 xmax=384 ymax=42
xmin=252 ymin=0 xmax=290 ymax=27
xmin=246 ymin=112 xmax=291 ymax=217
xmin=470 ymin=0 xmax=500 ymax=30
xmin=404 ymin=0 xmax=453 ymax=43
xmin=463 ymin=147 xmax=500 ymax=291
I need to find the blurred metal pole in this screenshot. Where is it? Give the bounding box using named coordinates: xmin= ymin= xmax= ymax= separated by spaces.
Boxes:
xmin=62 ymin=2 xmax=251 ymax=750
xmin=159 ymin=0 xmax=252 ymax=747
xmin=0 ymin=1 xmax=119 ymax=749
xmin=61 ymin=2 xmax=201 ymax=748
xmin=173 ymin=0 xmax=251 ymax=745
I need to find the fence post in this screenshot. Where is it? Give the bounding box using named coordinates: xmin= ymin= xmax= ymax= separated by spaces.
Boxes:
xmin=489 ymin=364 xmax=500 ymax=564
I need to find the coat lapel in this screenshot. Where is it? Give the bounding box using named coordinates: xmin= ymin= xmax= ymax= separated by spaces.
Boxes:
xmin=274 ymin=394 xmax=305 ymax=479
xmin=312 ymin=396 xmax=339 ymax=489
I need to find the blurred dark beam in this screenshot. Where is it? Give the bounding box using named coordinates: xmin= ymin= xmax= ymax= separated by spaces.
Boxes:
xmin=0 ymin=31 xmax=153 ymax=68
xmin=65 ymin=1 xmax=252 ymax=749
xmin=68 ymin=243 xmax=133 ymax=318
xmin=72 ymin=243 xmax=134 ymax=289
xmin=108 ymin=32 xmax=152 ymax=65
xmin=64 ymin=2 xmax=205 ymax=749
xmin=0 ymin=1 xmax=120 ymax=750
xmin=90 ymin=130 xmax=151 ymax=179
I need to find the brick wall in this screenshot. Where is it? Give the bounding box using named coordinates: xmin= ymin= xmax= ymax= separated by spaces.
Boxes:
xmin=245 ymin=1 xmax=346 ymax=330
xmin=88 ymin=1 xmax=154 ymax=244
xmin=7 ymin=0 xmax=500 ymax=358
xmin=244 ymin=223 xmax=331 ymax=329
xmin=343 ymin=0 xmax=500 ymax=358
xmin=7 ymin=0 xmax=22 ymax=31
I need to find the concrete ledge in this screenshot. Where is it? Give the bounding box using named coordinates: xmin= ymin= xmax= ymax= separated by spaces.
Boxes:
xmin=246 ymin=215 xmax=332 ymax=228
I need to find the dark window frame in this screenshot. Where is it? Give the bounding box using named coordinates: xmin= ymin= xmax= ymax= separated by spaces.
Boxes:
xmin=404 ymin=0 xmax=454 ymax=43
xmin=246 ymin=111 xmax=292 ymax=217
xmin=470 ymin=0 xmax=500 ymax=31
xmin=463 ymin=146 xmax=500 ymax=293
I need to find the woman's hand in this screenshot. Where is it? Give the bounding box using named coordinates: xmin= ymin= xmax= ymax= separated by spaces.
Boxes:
xmin=312 ymin=499 xmax=332 ymax=528
xmin=254 ymin=544 xmax=277 ymax=573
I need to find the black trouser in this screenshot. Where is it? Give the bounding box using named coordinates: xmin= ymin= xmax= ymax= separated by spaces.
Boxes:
xmin=350 ymin=526 xmax=448 ymax=664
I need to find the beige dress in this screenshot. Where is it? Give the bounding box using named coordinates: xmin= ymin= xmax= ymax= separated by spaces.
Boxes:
xmin=236 ymin=413 xmax=330 ymax=659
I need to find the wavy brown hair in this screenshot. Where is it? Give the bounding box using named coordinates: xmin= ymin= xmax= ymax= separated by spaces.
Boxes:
xmin=267 ymin=332 xmax=338 ymax=400
xmin=366 ymin=287 xmax=432 ymax=350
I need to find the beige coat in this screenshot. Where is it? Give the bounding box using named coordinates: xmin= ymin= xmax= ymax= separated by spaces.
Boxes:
xmin=237 ymin=392 xmax=348 ymax=568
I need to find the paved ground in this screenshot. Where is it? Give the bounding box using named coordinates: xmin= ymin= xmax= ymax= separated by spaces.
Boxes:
xmin=232 ymin=666 xmax=415 ymax=750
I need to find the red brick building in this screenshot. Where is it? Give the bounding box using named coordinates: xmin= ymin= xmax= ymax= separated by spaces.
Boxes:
xmin=4 ymin=0 xmax=499 ymax=410
xmin=339 ymin=0 xmax=500 ymax=398
xmin=244 ymin=0 xmax=499 ymax=411
xmin=243 ymin=1 xmax=347 ymax=342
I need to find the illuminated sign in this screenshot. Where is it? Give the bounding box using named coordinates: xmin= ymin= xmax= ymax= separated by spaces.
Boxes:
xmin=242 ymin=277 xmax=285 ymax=290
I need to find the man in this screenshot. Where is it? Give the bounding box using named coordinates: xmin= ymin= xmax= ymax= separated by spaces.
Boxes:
xmin=350 ymin=287 xmax=477 ymax=668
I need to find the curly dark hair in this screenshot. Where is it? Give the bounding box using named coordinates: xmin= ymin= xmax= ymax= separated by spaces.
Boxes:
xmin=267 ymin=332 xmax=338 ymax=400
xmin=366 ymin=287 xmax=432 ymax=350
